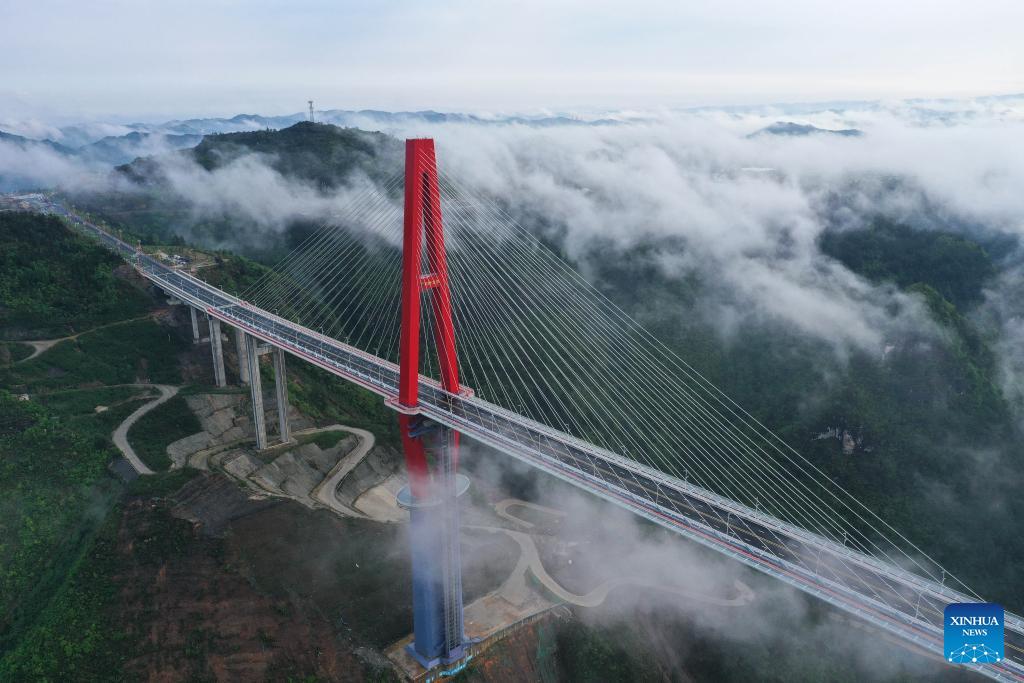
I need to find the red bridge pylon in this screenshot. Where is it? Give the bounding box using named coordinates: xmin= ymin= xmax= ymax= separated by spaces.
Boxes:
xmin=398 ymin=138 xmax=461 ymax=406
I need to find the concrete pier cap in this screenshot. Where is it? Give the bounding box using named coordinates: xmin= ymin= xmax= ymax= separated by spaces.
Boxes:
xmin=396 ymin=474 xmax=471 ymax=510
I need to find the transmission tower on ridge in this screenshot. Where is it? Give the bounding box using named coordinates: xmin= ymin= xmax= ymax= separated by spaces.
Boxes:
xmin=308 ymin=100 xmax=315 ymax=123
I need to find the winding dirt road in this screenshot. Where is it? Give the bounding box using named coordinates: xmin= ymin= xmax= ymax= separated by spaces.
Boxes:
xmin=112 ymin=384 xmax=180 ymax=475
xmin=310 ymin=425 xmax=376 ymax=517
xmin=495 ymin=498 xmax=565 ymax=529
xmin=473 ymin=499 xmax=756 ymax=610
xmin=20 ymin=339 xmax=61 ymax=363
xmin=471 ymin=525 xmax=754 ymax=608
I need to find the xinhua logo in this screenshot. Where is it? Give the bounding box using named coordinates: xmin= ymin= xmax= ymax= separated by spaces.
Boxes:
xmin=944 ymin=603 xmax=1004 ymax=665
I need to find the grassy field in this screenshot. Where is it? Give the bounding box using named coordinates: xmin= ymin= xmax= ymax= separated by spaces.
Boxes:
xmin=0 ymin=475 xmax=204 ymax=681
xmin=34 ymin=385 xmax=145 ymax=415
xmin=0 ymin=342 xmax=33 ymax=366
xmin=125 ymin=468 xmax=201 ymax=498
xmin=297 ymin=429 xmax=349 ymax=449
xmin=127 ymin=394 xmax=202 ymax=471
xmin=288 ymin=361 xmax=400 ymax=447
xmin=0 ymin=318 xmax=188 ymax=392
xmin=1 ymin=210 xmax=413 ymax=678
xmin=0 ymin=502 xmax=129 ymax=682
xmin=0 ymin=211 xmax=182 ymax=671
xmin=227 ymin=505 xmax=413 ymax=648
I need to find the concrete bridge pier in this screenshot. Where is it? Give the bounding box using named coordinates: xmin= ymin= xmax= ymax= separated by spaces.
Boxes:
xmin=240 ymin=334 xmax=290 ymax=449
xmin=272 ymin=347 xmax=291 ymax=444
xmin=189 ymin=307 xmax=201 ymax=344
xmin=397 ymin=426 xmax=470 ymax=669
xmin=235 ymin=327 xmax=250 ymax=385
xmin=208 ymin=317 xmax=227 ymax=388
xmin=242 ymin=332 xmax=268 ymax=450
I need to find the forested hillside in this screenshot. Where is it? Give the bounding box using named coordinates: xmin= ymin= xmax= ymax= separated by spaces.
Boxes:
xmin=587 ymin=218 xmax=1024 ymax=607
xmin=0 ymin=212 xmax=402 ymax=679
xmin=0 ymin=212 xmax=150 ymax=338
xmin=0 ymin=211 xmax=180 ymax=676
xmin=71 ymin=123 xmax=402 ymax=260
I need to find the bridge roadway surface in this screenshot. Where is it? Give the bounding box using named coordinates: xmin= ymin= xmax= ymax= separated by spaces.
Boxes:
xmin=71 ymin=212 xmax=1023 ymax=680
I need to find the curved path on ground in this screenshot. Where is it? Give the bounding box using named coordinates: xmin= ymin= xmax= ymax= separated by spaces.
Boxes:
xmin=310 ymin=425 xmax=376 ymax=517
xmin=198 ymin=423 xmax=376 ymax=518
xmin=495 ymin=498 xmax=566 ymax=529
xmin=471 ymin=497 xmax=756 ymax=609
xmin=471 ymin=525 xmax=754 ymax=609
xmin=21 ymin=339 xmax=61 ymax=363
xmin=113 ymin=384 xmax=180 ymax=475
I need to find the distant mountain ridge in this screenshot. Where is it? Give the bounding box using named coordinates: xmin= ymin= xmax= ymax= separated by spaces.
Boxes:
xmin=748 ymin=121 xmax=864 ymax=138
xmin=43 ymin=109 xmax=623 ymax=149
xmin=0 ymin=128 xmax=202 ymax=166
xmin=0 ymin=129 xmax=75 ymax=155
xmin=12 ymin=92 xmax=1022 ymax=151
xmin=75 ymin=131 xmax=202 ymax=165
xmin=0 ymin=109 xmax=622 ymax=182
xmin=0 ymin=131 xmax=78 ymax=191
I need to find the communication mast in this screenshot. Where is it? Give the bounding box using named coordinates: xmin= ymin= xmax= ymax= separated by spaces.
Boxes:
xmin=308 ymin=100 xmax=315 ymax=123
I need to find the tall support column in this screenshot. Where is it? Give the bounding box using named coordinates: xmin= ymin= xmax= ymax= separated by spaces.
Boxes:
xmin=397 ymin=425 xmax=469 ymax=669
xmin=394 ymin=138 xmax=468 ymax=669
xmin=437 ymin=428 xmax=465 ymax=658
xmin=235 ymin=327 xmax=250 ymax=385
xmin=244 ymin=333 xmax=267 ymax=450
xmin=189 ymin=306 xmax=201 ymax=344
xmin=272 ymin=347 xmax=291 ymax=444
xmin=208 ymin=317 xmax=226 ymax=387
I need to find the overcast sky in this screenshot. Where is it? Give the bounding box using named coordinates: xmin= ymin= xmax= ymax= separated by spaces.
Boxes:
xmin=2 ymin=0 xmax=1023 ymax=123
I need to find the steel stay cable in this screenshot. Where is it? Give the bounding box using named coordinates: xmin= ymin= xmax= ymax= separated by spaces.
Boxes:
xmin=245 ymin=174 xmax=403 ymax=306
xmin=438 ymin=176 xmax=720 ymax=518
xmin=436 ymin=176 xmax=884 ymax=577
xmin=250 ymin=176 xmax=403 ymax=318
xmin=436 ymin=169 xmax=937 ymax=598
xmin=440 ymin=186 xmax=933 ymax=612
xmin=440 ymin=168 xmax=974 ymax=595
xmin=259 ymin=187 xmax=404 ymax=325
xmin=271 ymin=200 xmax=404 ymax=340
xmin=243 ymin=172 xmax=403 ymax=300
xmin=437 ymin=176 xmax=847 ymax=529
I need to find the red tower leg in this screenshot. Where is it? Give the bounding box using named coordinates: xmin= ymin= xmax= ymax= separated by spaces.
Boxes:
xmin=399 ymin=138 xmax=461 ymax=406
xmin=398 ymin=138 xmax=462 ymax=496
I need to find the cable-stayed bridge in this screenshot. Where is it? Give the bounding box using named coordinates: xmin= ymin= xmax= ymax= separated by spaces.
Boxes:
xmin=53 ymin=139 xmax=1024 ymax=680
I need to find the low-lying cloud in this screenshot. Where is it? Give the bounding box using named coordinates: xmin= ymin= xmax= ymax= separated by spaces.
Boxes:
xmin=408 ymin=100 xmax=1024 ymax=357
xmin=151 ymin=152 xmax=391 ymax=243
xmin=464 ymin=446 xmax=949 ymax=681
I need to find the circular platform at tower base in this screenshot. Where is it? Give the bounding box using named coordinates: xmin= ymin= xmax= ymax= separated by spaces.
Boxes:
xmin=396 ymin=475 xmax=471 ymax=510
xmin=404 ymin=642 xmax=472 ymax=670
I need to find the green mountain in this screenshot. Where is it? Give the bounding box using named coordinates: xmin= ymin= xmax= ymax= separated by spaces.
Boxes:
xmin=73 ymin=122 xmax=401 ymax=260
xmin=749 ymin=121 xmax=863 ymax=137
xmin=117 ymin=121 xmax=401 ymax=190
